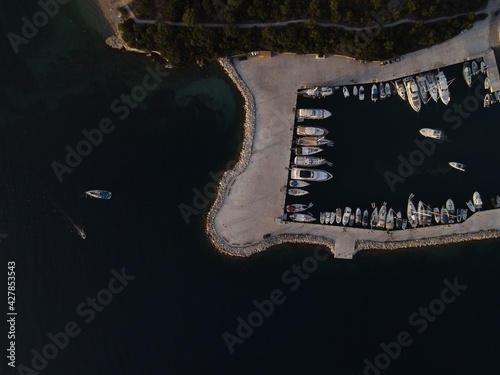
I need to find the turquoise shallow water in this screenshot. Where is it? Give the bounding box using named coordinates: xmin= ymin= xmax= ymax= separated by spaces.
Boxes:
xmin=1 ymin=1 xmax=500 ymax=374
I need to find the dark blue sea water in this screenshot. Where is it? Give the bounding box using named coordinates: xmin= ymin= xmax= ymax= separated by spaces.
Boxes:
xmin=1 ymin=1 xmax=500 ymax=375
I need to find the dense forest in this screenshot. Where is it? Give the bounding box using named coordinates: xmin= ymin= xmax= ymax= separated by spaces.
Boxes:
xmin=129 ymin=0 xmax=487 ymax=24
xmin=120 ymin=10 xmax=485 ymax=66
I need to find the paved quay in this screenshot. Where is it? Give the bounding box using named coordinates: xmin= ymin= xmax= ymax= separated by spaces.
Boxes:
xmin=208 ymin=1 xmax=500 ymax=258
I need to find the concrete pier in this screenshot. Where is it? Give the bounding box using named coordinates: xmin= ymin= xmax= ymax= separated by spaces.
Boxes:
xmin=207 ymin=1 xmax=500 ymax=258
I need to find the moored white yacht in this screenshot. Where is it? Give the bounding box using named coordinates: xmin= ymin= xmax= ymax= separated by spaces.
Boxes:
xmin=473 ymin=191 xmax=483 ymax=210
xmin=448 ymin=162 xmax=466 ymax=172
xmin=300 ymin=86 xmax=333 ymax=98
xmin=342 ymin=207 xmax=352 ymax=226
xmin=289 ymin=213 xmax=316 ymax=222
xmin=296 ymin=126 xmax=329 ymax=137
xmin=343 ymin=86 xmax=350 ymax=98
xmin=288 ymin=188 xmax=309 ymax=196
xmin=290 ymin=167 xmax=333 ymax=181
xmin=297 ymin=108 xmax=332 ymax=120
xmin=336 ymin=208 xmax=342 ymax=224
xmin=353 ymin=86 xmax=358 ymax=96
xmin=419 ymin=128 xmax=443 ymax=139
xmin=294 ymin=146 xmax=323 ymax=155
xmin=466 ymin=200 xmax=476 ymax=213
xmin=403 ymin=77 xmax=421 ymax=112
xmin=436 ymin=71 xmax=450 ymax=105
xmin=286 ymin=202 xmax=313 ymax=213
xmin=294 ymin=156 xmax=329 ymax=167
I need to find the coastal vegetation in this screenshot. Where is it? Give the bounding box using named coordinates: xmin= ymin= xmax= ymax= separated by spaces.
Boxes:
xmin=120 ymin=0 xmax=487 ymax=65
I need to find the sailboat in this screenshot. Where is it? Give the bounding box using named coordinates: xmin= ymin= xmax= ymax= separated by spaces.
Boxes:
xmin=377 ymin=203 xmax=387 ymax=229
xmin=386 ymin=209 xmax=394 ymax=230
xmin=393 ymin=80 xmax=406 ymax=101
xmin=395 ymin=211 xmax=402 ymax=229
xmin=433 ymin=207 xmax=440 ymax=224
xmin=425 ymin=73 xmax=438 ymax=102
xmin=436 ymin=71 xmax=450 ymax=105
xmin=407 ymin=194 xmax=418 ymax=228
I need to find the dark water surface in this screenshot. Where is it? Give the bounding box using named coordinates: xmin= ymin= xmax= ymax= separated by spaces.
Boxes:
xmin=1 ymin=1 xmax=500 ymax=374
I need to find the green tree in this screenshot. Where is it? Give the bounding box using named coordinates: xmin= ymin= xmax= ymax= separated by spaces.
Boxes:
xmin=182 ymin=8 xmax=198 ymax=26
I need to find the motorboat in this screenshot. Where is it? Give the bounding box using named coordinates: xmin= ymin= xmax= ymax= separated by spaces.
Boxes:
xmin=473 ymin=191 xmax=483 ymax=210
xmin=362 ymin=209 xmax=369 ymax=227
xmin=300 ymin=86 xmax=333 ymax=98
xmin=395 ymin=211 xmax=402 ymax=229
xmin=336 ymin=208 xmax=342 ymax=224
xmin=441 ymin=206 xmax=449 ymax=224
xmin=379 ymin=82 xmax=386 ymax=99
xmin=371 ymin=84 xmax=378 ymax=102
xmin=329 ymin=211 xmax=335 ymax=224
xmin=465 ymin=200 xmax=476 ymax=213
xmin=289 ymin=180 xmax=310 ymax=188
xmin=484 ymin=77 xmax=491 ymax=90
xmin=355 ymin=208 xmax=362 ymax=225
xmin=456 ymin=208 xmax=462 ymax=223
xmin=416 ymin=75 xmax=429 ymax=103
xmin=462 ymin=209 xmax=468 ymax=221
xmin=433 ymin=207 xmax=440 ymax=224
xmin=480 ymin=61 xmax=487 ymax=74
xmin=294 ymin=156 xmax=330 ymax=167
xmin=289 ymin=213 xmax=316 ymax=222
xmin=463 ymin=62 xmax=472 ymax=87
xmin=377 ymin=203 xmax=387 ymax=229
xmin=393 ymin=80 xmax=406 ymax=101
xmin=419 ymin=128 xmax=443 ymax=139
xmin=471 ymin=60 xmax=479 ymax=76
xmin=296 ymin=126 xmax=329 ymax=137
xmin=446 ymin=199 xmax=456 ymax=220
xmin=401 ymin=218 xmax=408 ymax=230
xmin=385 ymin=82 xmax=391 ymax=97
xmin=343 ymin=207 xmax=352 ymax=226
xmin=448 ymin=162 xmax=466 ymax=172
xmin=325 ymin=211 xmax=331 ymax=224
xmin=359 ymin=86 xmax=365 ymax=100
xmin=286 ymin=202 xmax=313 ymax=213
xmin=425 ymin=73 xmax=438 ymax=102
xmin=290 ymin=168 xmax=333 ymax=181
xmin=288 ymin=188 xmax=309 ymax=196
xmin=403 ymin=77 xmax=421 ymax=112
xmin=353 ymin=86 xmax=358 ymax=96
xmin=436 ymin=71 xmax=450 ymax=105
xmin=349 ymin=213 xmax=355 ymax=226
xmin=297 ymin=108 xmax=332 ymax=120
xmin=386 ymin=209 xmax=394 ymax=230
xmin=320 ymin=212 xmax=325 ymax=224
xmin=85 ymin=190 xmax=112 ymax=199
xmin=484 ymin=93 xmax=491 ymax=108
xmin=343 ymin=86 xmax=350 ymax=98
xmin=294 ymin=146 xmax=323 ymax=155
xmin=295 ymin=137 xmax=334 ymax=146
xmin=371 ymin=207 xmax=378 ymax=228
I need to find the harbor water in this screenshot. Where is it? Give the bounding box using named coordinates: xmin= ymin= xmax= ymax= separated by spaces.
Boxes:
xmin=1 ymin=1 xmax=500 ymax=374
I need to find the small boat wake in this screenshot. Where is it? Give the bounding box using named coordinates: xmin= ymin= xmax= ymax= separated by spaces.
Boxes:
xmin=60 ymin=209 xmax=86 ymax=239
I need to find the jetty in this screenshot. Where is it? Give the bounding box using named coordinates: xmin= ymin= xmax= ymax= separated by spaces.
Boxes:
xmin=206 ymin=1 xmax=500 ymax=258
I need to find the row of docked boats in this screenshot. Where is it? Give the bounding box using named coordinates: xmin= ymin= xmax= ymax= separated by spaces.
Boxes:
xmin=462 ymin=59 xmax=486 ymax=88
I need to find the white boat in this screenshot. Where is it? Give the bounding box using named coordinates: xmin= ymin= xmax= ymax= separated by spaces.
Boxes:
xmin=297 ymin=108 xmax=332 ymax=120
xmin=371 ymin=84 xmax=378 ymax=102
xmin=480 ymin=61 xmax=487 ymax=74
xmin=407 ymin=194 xmax=418 ymax=228
xmin=329 ymin=211 xmax=335 ymax=225
xmin=290 ymin=168 xmax=333 ymax=182
xmin=349 ymin=213 xmax=355 ymax=226
xmin=433 ymin=207 xmax=440 ymax=223
xmin=336 ymin=208 xmax=342 ymax=224
xmin=403 ymin=77 xmax=421 ymax=112
xmin=386 ymin=209 xmax=394 ymax=230
xmin=377 ymin=203 xmax=387 ymax=229
xmin=495 ymin=91 xmax=500 ymax=102
xmin=294 ymin=146 xmax=323 ymax=155
xmin=456 ymin=208 xmax=462 ymax=223
xmin=471 ymin=60 xmax=479 ymax=76
xmin=446 ymin=199 xmax=455 ymax=217
xmin=466 ymin=200 xmax=476 ymax=213
xmin=343 ymin=207 xmax=352 ymax=226
xmin=484 ymin=77 xmax=491 ymax=90
xmin=463 ymin=62 xmax=472 ymax=87
xmin=462 ymin=209 xmax=468 ymax=221
xmin=371 ymin=207 xmax=378 ymax=228
xmin=286 ymin=202 xmax=313 ymax=213
xmin=425 ymin=73 xmax=438 ymax=102
xmin=362 ymin=209 xmax=369 ymax=227
xmin=484 ymin=93 xmax=491 ymax=108
xmin=288 ymin=188 xmax=309 ymax=196
xmin=300 ymin=86 xmax=333 ymax=98
xmin=353 ymin=86 xmax=358 ymax=96
xmin=289 ymin=180 xmax=310 ymax=188
xmin=416 ymin=75 xmax=429 ymax=102
xmin=379 ymin=82 xmax=386 ymax=99
xmin=385 ymin=82 xmax=391 ymax=97
xmin=325 ymin=211 xmax=331 ymax=224
xmin=417 ymin=201 xmax=426 ymax=226
xmin=359 ymin=86 xmax=365 ymax=100
xmin=402 ymin=218 xmax=408 ymax=230
xmin=419 ymin=128 xmax=443 ymax=139
xmin=294 ymin=156 xmax=329 ymax=167
xmin=441 ymin=206 xmax=449 ymax=224
xmin=296 ymin=126 xmax=329 ymax=137
xmin=295 ymin=137 xmax=334 ymax=146
xmin=448 ymin=162 xmax=466 ymax=172
xmin=85 ymin=190 xmax=112 ymax=199
xmin=343 ymin=86 xmax=350 ymax=98
xmin=289 ymin=213 xmax=316 ymax=222
xmin=394 ymin=80 xmax=406 ymax=101
xmin=436 ymin=71 xmax=450 ymax=105
xmin=473 ymin=191 xmax=483 ymax=210
xmin=355 ymin=208 xmax=362 ymax=225
xmin=320 ymin=212 xmax=325 ymax=224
